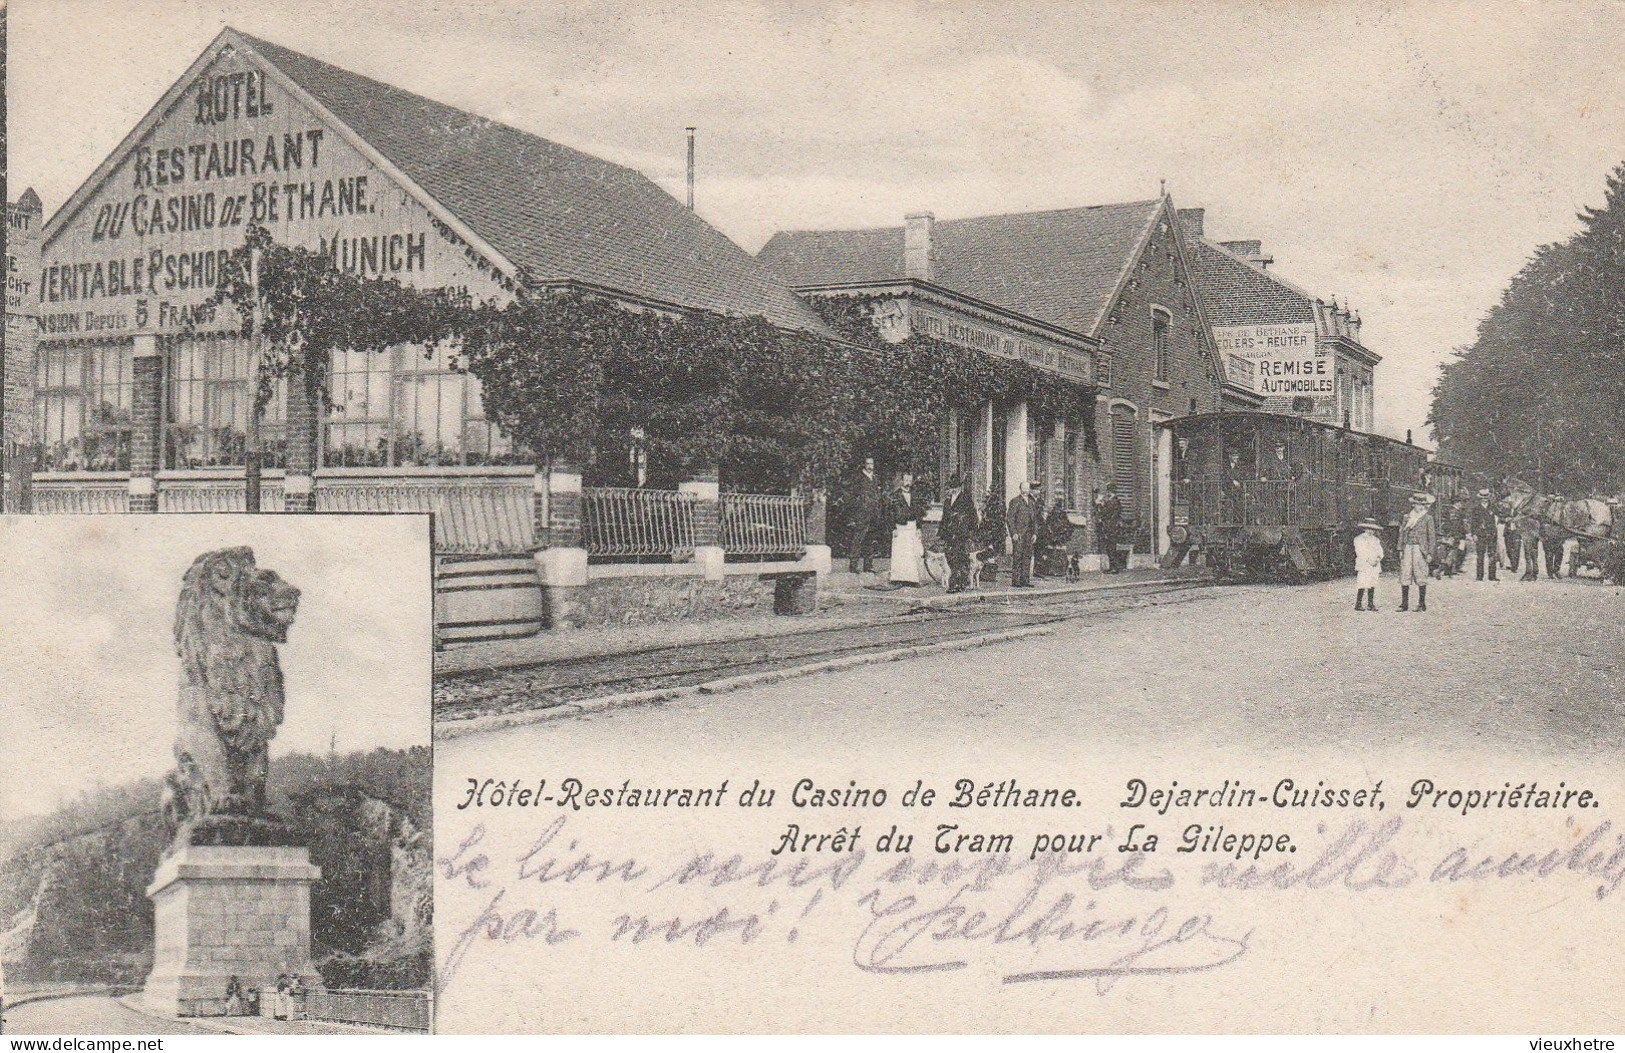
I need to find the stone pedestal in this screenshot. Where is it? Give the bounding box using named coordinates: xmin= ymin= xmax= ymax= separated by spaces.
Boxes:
xmin=142 ymin=844 xmax=323 ymax=1017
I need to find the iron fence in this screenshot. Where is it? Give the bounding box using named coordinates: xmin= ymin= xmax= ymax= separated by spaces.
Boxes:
xmin=721 ymin=492 xmax=809 ymax=557
xmin=1181 ymin=478 xmax=1358 ymax=531
xmin=317 ymin=477 xmax=534 ymax=554
xmin=581 ymin=486 xmax=696 ymax=559
xmin=304 ymin=988 xmax=431 ymax=1033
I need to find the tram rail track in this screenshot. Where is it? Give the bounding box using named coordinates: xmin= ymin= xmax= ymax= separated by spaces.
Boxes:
xmin=435 ymin=576 xmax=1222 ymax=726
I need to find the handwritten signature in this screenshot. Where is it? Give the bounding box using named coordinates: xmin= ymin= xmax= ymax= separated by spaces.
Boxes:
xmin=435 ymin=814 xmax=1625 ymax=996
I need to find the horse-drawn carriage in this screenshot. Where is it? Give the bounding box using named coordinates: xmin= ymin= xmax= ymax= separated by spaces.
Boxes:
xmin=1501 ymin=481 xmax=1625 ymax=583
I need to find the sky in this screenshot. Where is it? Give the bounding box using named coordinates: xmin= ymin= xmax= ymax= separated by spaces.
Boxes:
xmin=0 ymin=514 xmax=433 ymax=819
xmin=10 ymin=0 xmax=1625 ymax=442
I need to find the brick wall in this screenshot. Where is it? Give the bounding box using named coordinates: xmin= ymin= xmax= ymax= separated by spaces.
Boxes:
xmin=130 ymin=353 xmax=164 ymax=512
xmin=284 ymin=376 xmax=320 ymax=511
xmin=1090 ymin=202 xmax=1224 ymax=544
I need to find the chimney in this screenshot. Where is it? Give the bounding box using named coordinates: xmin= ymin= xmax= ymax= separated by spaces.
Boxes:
xmin=1176 ymin=207 xmax=1205 ymax=238
xmin=685 ymin=127 xmax=696 ymax=210
xmin=904 ymin=212 xmax=935 ymax=281
xmin=1219 ymin=239 xmax=1274 ymax=272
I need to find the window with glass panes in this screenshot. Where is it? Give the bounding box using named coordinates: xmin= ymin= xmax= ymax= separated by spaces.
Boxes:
xmin=166 ymin=339 xmax=287 ymax=469
xmin=939 ymin=408 xmax=975 ymax=490
xmin=325 ymin=347 xmax=394 ymax=467
xmin=34 ymin=344 xmax=135 ymax=471
xmin=321 ymin=344 xmax=515 ymax=468
xmin=390 ymin=344 xmax=513 ymax=467
xmin=1065 ymin=415 xmax=1089 ymax=510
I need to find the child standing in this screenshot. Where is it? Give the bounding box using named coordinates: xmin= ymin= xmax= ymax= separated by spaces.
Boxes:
xmin=1353 ymin=519 xmax=1385 ymax=611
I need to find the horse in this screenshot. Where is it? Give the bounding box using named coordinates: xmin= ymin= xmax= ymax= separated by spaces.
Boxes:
xmin=1501 ymin=485 xmax=1623 ymax=582
xmin=1501 ymin=487 xmax=1566 ymax=579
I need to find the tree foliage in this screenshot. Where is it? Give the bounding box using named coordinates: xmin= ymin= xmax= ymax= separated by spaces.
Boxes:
xmin=0 ymin=746 xmax=432 ymax=986
xmin=1430 ymin=162 xmax=1625 ymax=493
xmin=203 ymin=225 xmax=463 ymax=414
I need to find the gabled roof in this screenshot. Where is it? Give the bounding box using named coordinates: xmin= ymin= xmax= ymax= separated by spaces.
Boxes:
xmin=1186 ymin=236 xmax=1317 ymax=328
xmin=758 ymin=199 xmax=1164 ymax=339
xmin=46 ymin=28 xmax=830 ymax=336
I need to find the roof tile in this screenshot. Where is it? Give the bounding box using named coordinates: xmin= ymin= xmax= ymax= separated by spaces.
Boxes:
xmin=757 ymin=200 xmax=1163 ymax=337
xmin=1185 ymin=237 xmax=1317 ymax=327
xmin=238 ymin=31 xmax=829 ymax=335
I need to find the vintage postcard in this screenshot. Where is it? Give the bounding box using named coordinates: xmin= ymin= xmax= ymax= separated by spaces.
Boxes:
xmin=0 ymin=515 xmax=434 ymax=1034
xmin=4 ymin=0 xmax=1625 ymax=1037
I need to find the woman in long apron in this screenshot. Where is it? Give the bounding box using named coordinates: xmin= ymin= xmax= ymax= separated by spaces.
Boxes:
xmin=887 ymin=473 xmax=926 ymax=585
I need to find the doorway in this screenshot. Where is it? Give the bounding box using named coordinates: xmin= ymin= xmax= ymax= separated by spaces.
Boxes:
xmin=1154 ymin=422 xmax=1173 ymax=556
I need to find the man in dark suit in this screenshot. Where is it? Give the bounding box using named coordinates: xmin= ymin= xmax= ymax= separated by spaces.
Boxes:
xmin=938 ymin=472 xmax=980 ymax=594
xmin=846 ymin=456 xmax=884 ymax=574
xmin=1470 ymin=489 xmax=1499 ymax=581
xmin=1007 ymin=481 xmax=1041 ymax=587
xmin=1097 ymin=482 xmax=1124 ymax=573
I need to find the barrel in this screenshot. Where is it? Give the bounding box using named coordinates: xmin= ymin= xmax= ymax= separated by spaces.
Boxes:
xmin=434 ymin=555 xmax=545 ymax=645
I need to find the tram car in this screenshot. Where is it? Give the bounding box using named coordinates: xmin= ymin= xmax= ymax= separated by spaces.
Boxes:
xmin=1167 ymin=412 xmax=1456 ymax=581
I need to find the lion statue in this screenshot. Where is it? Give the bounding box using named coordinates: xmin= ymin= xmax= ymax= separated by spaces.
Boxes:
xmin=160 ymin=547 xmax=301 ymax=839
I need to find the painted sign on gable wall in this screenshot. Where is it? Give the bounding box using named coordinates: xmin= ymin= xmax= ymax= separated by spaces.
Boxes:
xmin=1211 ymin=322 xmax=1332 ymax=411
xmin=6 ymin=198 xmax=42 ymax=430
xmin=38 ymin=45 xmax=506 ymax=340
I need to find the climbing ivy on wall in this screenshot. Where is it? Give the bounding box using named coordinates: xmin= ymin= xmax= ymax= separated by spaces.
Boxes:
xmin=201 ymin=225 xmax=462 ymax=414
xmin=807 ymin=295 xmax=1098 ymax=474
xmin=206 ymin=228 xmax=1096 ymax=492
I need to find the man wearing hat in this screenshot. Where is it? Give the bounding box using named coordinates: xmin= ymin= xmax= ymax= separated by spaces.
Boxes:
xmin=1470 ymin=488 xmax=1500 ymax=581
xmin=1397 ymin=491 xmax=1437 ymax=611
xmin=1096 ymin=482 xmax=1125 ymax=573
xmin=1353 ymin=518 xmax=1385 ymax=611
xmin=937 ymin=472 xmax=980 ymax=594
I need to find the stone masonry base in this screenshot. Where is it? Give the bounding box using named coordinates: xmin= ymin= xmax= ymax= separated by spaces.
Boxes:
xmin=142 ymin=844 xmax=323 ymax=1017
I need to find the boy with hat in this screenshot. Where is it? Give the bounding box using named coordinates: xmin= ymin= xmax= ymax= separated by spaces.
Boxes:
xmin=1353 ymin=518 xmax=1385 ymax=611
xmin=1398 ymin=491 xmax=1437 ymax=611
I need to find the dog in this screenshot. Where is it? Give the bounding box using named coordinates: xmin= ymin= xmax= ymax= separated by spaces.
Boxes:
xmin=923 ymin=547 xmax=988 ymax=590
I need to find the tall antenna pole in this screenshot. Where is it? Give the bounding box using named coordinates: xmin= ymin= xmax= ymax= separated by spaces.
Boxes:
xmin=686 ymin=127 xmax=696 ymax=210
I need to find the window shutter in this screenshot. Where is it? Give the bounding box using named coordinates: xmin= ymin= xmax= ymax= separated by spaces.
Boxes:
xmin=1112 ymin=409 xmax=1137 ymax=516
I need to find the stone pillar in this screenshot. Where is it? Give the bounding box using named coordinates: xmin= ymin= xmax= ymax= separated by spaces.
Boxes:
xmin=1004 ymin=400 xmax=1030 ymax=505
xmin=973 ymin=402 xmax=994 ymax=500
xmin=5 ymin=447 xmax=35 ymax=514
xmin=283 ymin=376 xmax=318 ymax=513
xmin=535 ymin=463 xmax=588 ymax=629
xmin=805 ymin=487 xmax=828 ymax=546
xmin=142 ymin=844 xmax=323 ymax=1018
xmin=532 ymin=467 xmax=550 ymax=548
xmin=796 ymin=485 xmax=830 ymax=613
xmin=129 ymin=336 xmax=163 ymax=513
xmin=681 ymin=466 xmax=724 ymax=581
